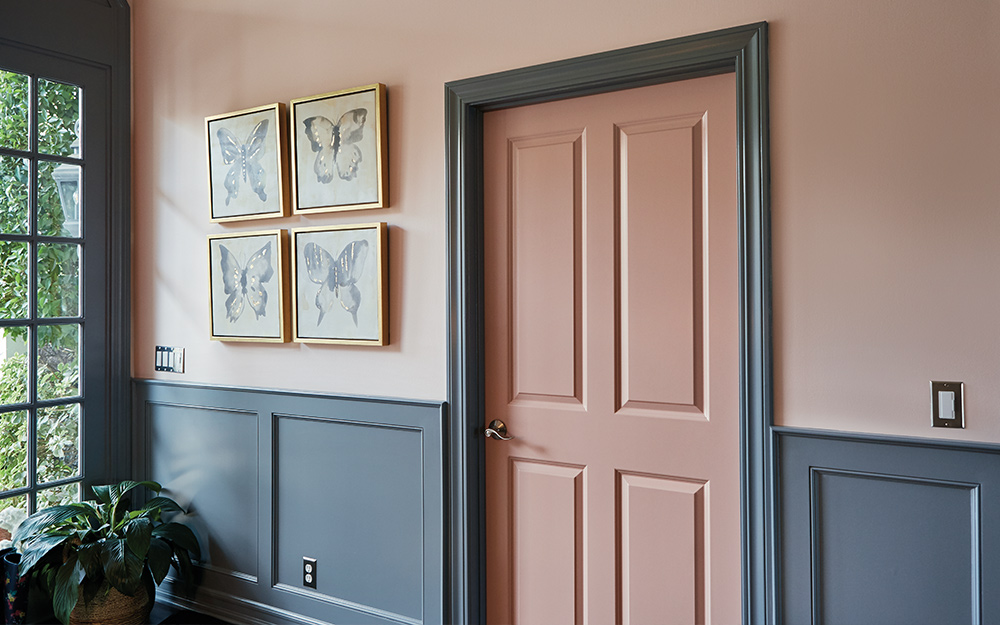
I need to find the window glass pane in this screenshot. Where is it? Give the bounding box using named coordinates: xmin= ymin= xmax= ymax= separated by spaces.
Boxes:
xmin=0 ymin=410 xmax=27 ymax=493
xmin=36 ymin=324 xmax=78 ymax=401
xmin=0 ymin=494 xmax=27 ymax=546
xmin=37 ymin=403 xmax=79 ymax=484
xmin=37 ymin=78 xmax=80 ymax=158
xmin=37 ymin=243 xmax=79 ymax=318
xmin=37 ymin=160 xmax=80 ymax=238
xmin=0 ymin=70 xmax=29 ymax=152
xmin=37 ymin=481 xmax=79 ymax=509
xmin=0 ymin=328 xmax=28 ymax=406
xmin=0 ymin=240 xmax=28 ymax=320
xmin=0 ymin=155 xmax=29 ymax=234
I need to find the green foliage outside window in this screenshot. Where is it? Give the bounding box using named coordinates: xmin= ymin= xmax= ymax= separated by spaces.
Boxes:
xmin=0 ymin=353 xmax=78 ymax=493
xmin=1 ymin=70 xmax=82 ymax=508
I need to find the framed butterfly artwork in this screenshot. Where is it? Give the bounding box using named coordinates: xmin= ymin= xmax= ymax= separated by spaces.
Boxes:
xmin=290 ymin=223 xmax=388 ymax=345
xmin=205 ymin=103 xmax=289 ymax=222
xmin=290 ymin=84 xmax=388 ymax=214
xmin=207 ymin=230 xmax=290 ymax=342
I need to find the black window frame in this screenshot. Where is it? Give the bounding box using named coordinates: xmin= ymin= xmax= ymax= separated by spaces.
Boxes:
xmin=0 ymin=0 xmax=131 ymax=510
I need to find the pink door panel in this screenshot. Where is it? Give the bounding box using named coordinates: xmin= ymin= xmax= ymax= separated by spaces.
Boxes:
xmin=485 ymin=73 xmax=739 ymax=625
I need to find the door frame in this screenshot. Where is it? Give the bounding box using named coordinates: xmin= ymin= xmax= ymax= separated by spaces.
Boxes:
xmin=445 ymin=22 xmax=772 ymax=624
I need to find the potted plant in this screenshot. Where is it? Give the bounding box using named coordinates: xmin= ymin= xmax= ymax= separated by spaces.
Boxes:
xmin=12 ymin=480 xmax=199 ymax=625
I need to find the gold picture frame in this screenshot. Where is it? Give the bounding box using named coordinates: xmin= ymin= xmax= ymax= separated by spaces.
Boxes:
xmin=290 ymin=84 xmax=388 ymax=214
xmin=206 ymin=102 xmax=289 ymax=222
xmin=290 ymin=223 xmax=388 ymax=345
xmin=207 ymin=229 xmax=289 ymax=342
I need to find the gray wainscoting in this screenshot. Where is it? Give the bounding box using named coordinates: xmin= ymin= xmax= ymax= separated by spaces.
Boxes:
xmin=133 ymin=380 xmax=445 ymax=625
xmin=777 ymin=428 xmax=1000 ymax=625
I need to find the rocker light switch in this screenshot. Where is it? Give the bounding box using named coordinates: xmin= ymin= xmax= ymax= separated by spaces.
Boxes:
xmin=155 ymin=346 xmax=185 ymax=373
xmin=931 ymin=381 xmax=964 ymax=428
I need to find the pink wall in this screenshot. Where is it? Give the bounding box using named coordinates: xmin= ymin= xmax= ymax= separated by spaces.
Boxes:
xmin=131 ymin=1 xmax=1000 ymax=441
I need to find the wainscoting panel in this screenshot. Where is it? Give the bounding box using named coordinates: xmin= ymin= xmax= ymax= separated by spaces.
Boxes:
xmin=777 ymin=428 xmax=1000 ymax=625
xmin=134 ymin=380 xmax=445 ymax=625
xmin=147 ymin=402 xmax=260 ymax=582
xmin=274 ymin=414 xmax=426 ymax=623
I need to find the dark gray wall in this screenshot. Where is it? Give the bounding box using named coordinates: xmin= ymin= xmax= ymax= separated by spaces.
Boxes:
xmin=777 ymin=428 xmax=1000 ymax=625
xmin=133 ymin=380 xmax=445 ymax=625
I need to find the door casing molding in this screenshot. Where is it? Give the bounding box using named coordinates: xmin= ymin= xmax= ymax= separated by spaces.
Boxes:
xmin=445 ymin=22 xmax=772 ymax=624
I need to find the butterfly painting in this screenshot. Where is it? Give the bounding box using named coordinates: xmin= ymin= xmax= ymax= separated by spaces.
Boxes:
xmin=219 ymin=240 xmax=273 ymax=322
xmin=291 ymin=84 xmax=387 ymax=213
xmin=303 ymin=239 xmax=368 ymax=326
xmin=303 ymin=109 xmax=367 ymax=184
xmin=217 ymin=119 xmax=269 ymax=206
xmin=292 ymin=223 xmax=387 ymax=345
xmin=208 ymin=231 xmax=287 ymax=342
xmin=206 ymin=103 xmax=286 ymax=222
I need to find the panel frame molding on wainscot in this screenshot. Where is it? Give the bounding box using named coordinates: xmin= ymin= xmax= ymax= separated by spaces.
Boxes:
xmin=774 ymin=426 xmax=1000 ymax=625
xmin=132 ymin=379 xmax=446 ymax=625
xmin=446 ymin=21 xmax=772 ymax=625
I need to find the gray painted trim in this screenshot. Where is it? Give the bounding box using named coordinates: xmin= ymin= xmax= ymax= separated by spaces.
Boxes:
xmin=133 ymin=379 xmax=447 ymax=625
xmin=157 ymin=586 xmax=333 ymax=625
xmin=773 ymin=425 xmax=1000 ymax=455
xmin=775 ymin=426 xmax=1000 ymax=624
xmin=107 ymin=0 xmax=133 ymax=483
xmin=445 ymin=22 xmax=772 ymax=625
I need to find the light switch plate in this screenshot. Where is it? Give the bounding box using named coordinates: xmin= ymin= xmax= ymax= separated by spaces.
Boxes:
xmin=155 ymin=346 xmax=185 ymax=373
xmin=931 ymin=381 xmax=964 ymax=428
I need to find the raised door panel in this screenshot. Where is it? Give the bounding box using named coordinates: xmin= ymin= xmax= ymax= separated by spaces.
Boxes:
xmin=617 ymin=116 xmax=705 ymax=417
xmin=509 ymin=132 xmax=584 ymax=405
xmin=618 ymin=471 xmax=707 ymax=625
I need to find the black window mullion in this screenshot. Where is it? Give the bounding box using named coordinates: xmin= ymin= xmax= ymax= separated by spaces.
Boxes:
xmin=26 ymin=73 xmax=38 ymax=512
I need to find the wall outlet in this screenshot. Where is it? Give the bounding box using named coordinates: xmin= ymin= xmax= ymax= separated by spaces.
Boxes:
xmin=303 ymin=557 xmax=317 ymax=589
xmin=155 ymin=346 xmax=185 ymax=373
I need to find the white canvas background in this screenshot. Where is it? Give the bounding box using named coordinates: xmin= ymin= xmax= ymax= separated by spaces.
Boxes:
xmin=293 ymin=89 xmax=379 ymax=209
xmin=208 ymin=109 xmax=282 ymax=219
xmin=209 ymin=233 xmax=282 ymax=338
xmin=295 ymin=227 xmax=380 ymax=341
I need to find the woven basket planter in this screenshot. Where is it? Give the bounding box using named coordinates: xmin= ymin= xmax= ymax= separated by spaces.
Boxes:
xmin=69 ymin=573 xmax=155 ymax=625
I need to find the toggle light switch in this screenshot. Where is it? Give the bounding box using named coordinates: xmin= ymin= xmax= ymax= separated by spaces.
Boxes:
xmin=931 ymin=381 xmax=964 ymax=428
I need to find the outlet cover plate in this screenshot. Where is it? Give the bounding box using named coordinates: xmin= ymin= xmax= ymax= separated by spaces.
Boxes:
xmin=303 ymin=557 xmax=317 ymax=589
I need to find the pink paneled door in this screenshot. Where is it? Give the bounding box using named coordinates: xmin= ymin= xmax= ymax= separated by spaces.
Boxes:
xmin=483 ymin=73 xmax=740 ymax=624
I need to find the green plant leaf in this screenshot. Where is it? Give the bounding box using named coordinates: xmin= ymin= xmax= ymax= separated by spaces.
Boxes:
xmin=124 ymin=517 xmax=152 ymax=560
xmin=76 ymin=541 xmax=104 ymax=579
xmin=140 ymin=496 xmax=185 ymax=517
xmin=91 ymin=484 xmax=112 ymax=506
xmin=101 ymin=536 xmax=144 ymax=596
xmin=171 ymin=544 xmax=195 ymax=591
xmin=146 ymin=537 xmax=172 ymax=585
xmin=108 ymin=480 xmax=160 ymax=529
xmin=52 ymin=553 xmax=84 ymax=625
xmin=110 ymin=480 xmax=161 ymax=507
xmin=152 ymin=522 xmax=200 ymax=560
xmin=13 ymin=503 xmax=97 ymax=544
xmin=80 ymin=571 xmax=105 ymax=607
xmin=17 ymin=533 xmax=70 ymax=574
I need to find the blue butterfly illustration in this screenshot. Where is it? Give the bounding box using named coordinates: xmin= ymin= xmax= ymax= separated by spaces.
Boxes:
xmin=303 ymin=109 xmax=367 ymax=183
xmin=219 ymin=241 xmax=273 ymax=322
xmin=303 ymin=239 xmax=369 ymax=326
xmin=217 ymin=119 xmax=269 ymax=205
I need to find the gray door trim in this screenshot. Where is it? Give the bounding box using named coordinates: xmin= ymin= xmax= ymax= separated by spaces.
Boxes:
xmin=445 ymin=22 xmax=773 ymax=624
